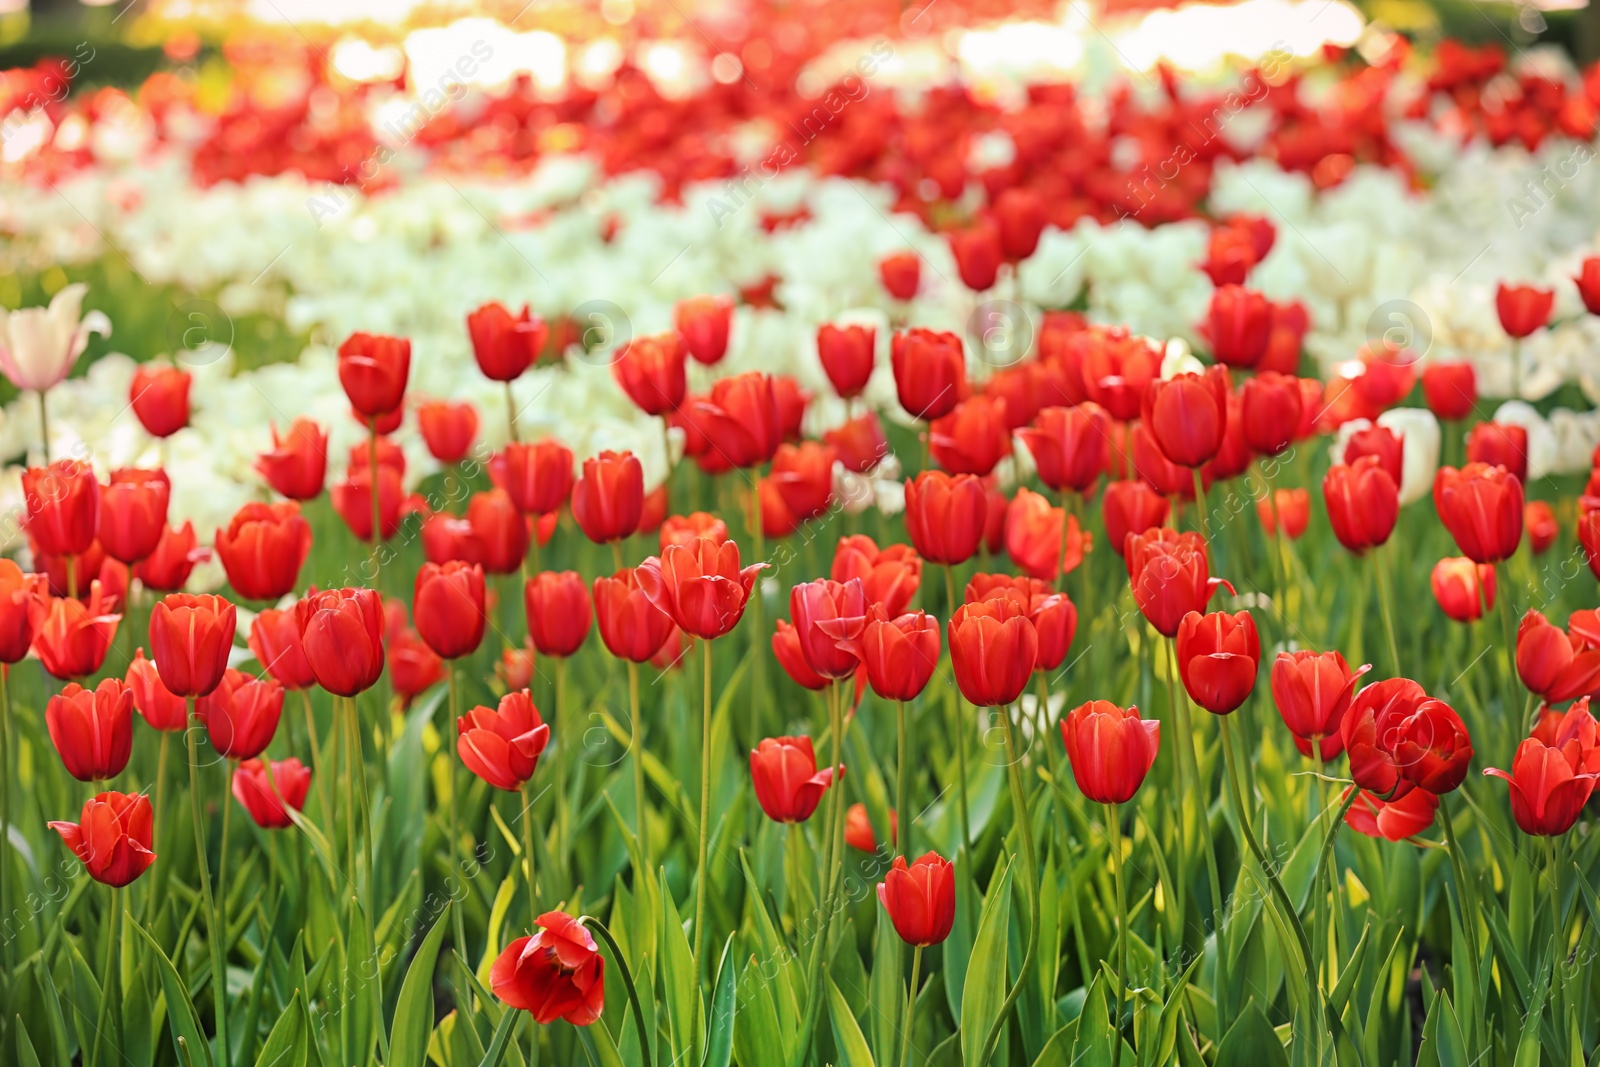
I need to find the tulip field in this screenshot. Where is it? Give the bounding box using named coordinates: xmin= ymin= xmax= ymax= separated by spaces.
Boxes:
xmin=7 ymin=7 xmax=1600 ymax=1067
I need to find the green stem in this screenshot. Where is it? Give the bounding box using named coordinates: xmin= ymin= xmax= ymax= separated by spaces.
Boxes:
xmin=583 ymin=917 xmax=654 ymax=1067
xmin=693 ymin=637 xmax=714 ymax=997
xmin=629 ymin=661 xmax=649 ymax=872
xmin=555 ymin=657 xmax=568 ymax=869
xmin=1191 ymin=468 xmax=1210 ymax=541
xmin=0 ymin=667 xmax=9 ymax=980
xmin=1106 ymin=805 xmax=1128 ymax=1067
xmin=368 ymin=419 xmax=383 ymax=552
xmin=301 ymin=690 xmax=331 ymax=831
xmin=186 ymin=698 xmax=231 ymax=1067
xmin=1371 ymin=548 xmax=1401 ymax=677
xmin=447 ymin=666 xmax=469 ymax=965
xmin=1496 ymin=563 xmax=1520 ymax=717
xmin=505 ymin=381 xmax=519 ymax=443
xmin=37 ymin=388 xmax=49 ymax=463
xmin=1164 ymin=639 xmax=1221 ymax=1003
xmin=1437 ymin=801 xmax=1482 ymax=967
xmin=520 ymin=779 xmax=539 ymax=927
xmin=91 ymin=885 xmax=119 ymax=1067
xmin=943 ymin=563 xmax=973 ymax=856
xmin=976 ymin=701 xmax=1040 ymax=1067
xmin=898 ymin=944 xmax=924 ymax=1067
xmin=897 ymin=699 xmax=911 ymax=858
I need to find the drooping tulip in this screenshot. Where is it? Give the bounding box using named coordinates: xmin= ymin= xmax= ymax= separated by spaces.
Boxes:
xmin=1060 ymin=700 xmax=1161 ymax=804
xmin=1344 ymin=788 xmax=1438 ymax=841
xmin=48 ymin=791 xmax=154 ymax=887
xmin=490 ymin=911 xmax=606 ymax=1026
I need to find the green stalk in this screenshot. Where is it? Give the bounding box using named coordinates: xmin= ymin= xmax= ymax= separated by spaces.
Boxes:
xmin=447 ymin=666 xmax=469 ymax=963
xmin=693 ymin=638 xmax=714 ymax=996
xmin=520 ymin=779 xmax=539 ymax=926
xmin=943 ymin=563 xmax=973 ymax=856
xmin=555 ymin=657 xmax=569 ymax=867
xmin=186 ymin=698 xmax=231 ymax=1067
xmin=300 ymin=690 xmax=331 ymax=833
xmin=0 ymin=667 xmax=10 ymax=980
xmin=629 ymin=661 xmax=649 ymax=871
xmin=896 ymin=699 xmax=911 ymax=858
xmin=91 ymin=885 xmax=120 ymax=1067
xmin=1106 ymin=805 xmax=1129 ymax=1067
xmin=582 ymin=917 xmax=654 ymax=1067
xmin=1496 ymin=563 xmax=1521 ymax=717
xmin=38 ymin=388 xmax=51 ymax=462
xmin=898 ymin=945 xmax=924 ymax=1067
xmin=505 ymin=381 xmax=520 ymax=442
xmin=1371 ymin=548 xmax=1402 ymax=677
xmin=1164 ymin=640 xmax=1222 ymax=1011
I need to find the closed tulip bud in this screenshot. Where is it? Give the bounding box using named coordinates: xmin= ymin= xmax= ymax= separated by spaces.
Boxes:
xmin=23 ymin=460 xmax=99 ymax=558
xmin=1323 ymin=458 xmax=1398 ymax=553
xmin=417 ymin=400 xmax=479 ymax=464
xmin=389 ymin=628 xmax=444 ymax=704
xmin=879 ymin=251 xmax=921 ymax=300
xmin=421 ymin=513 xmax=482 ymax=566
xmin=773 ymin=619 xmax=828 ymax=690
xmin=215 ymin=502 xmax=312 ymax=601
xmin=572 ymin=450 xmax=643 ymax=543
xmin=1031 ymin=592 xmax=1078 ymax=672
xmin=1256 ymin=488 xmax=1310 ymax=539
xmin=831 ymin=536 xmax=921 ymax=617
xmin=661 ymin=512 xmax=729 ymax=550
xmin=0 ymin=559 xmax=46 ymax=664
xmin=1575 ymin=257 xmax=1600 ymax=315
xmin=613 ymin=332 xmax=687 ymax=415
xmin=993 ymin=186 xmax=1046 ymax=260
xmin=1344 ymin=787 xmax=1438 ymax=841
xmin=1434 ymin=462 xmax=1524 ymax=564
xmin=1342 ymin=424 xmax=1404 ymax=486
xmin=524 ymin=571 xmax=591 ymax=658
xmin=129 ymin=364 xmax=191 ymax=438
xmin=1342 ymin=678 xmax=1473 ymax=799
xmin=845 ymin=803 xmax=895 ymax=852
xmin=1125 ymin=529 xmax=1230 ymax=638
xmin=1495 ymin=282 xmax=1554 ymax=338
xmin=1205 ymin=285 xmax=1272 ymax=368
xmin=675 ymin=294 xmax=734 ymax=366
xmin=1018 ymin=404 xmax=1109 ymax=493
xmin=97 ymin=468 xmax=170 ymax=564
xmin=1431 ymin=557 xmax=1494 ymax=622
xmin=1060 ymin=700 xmax=1161 ymax=804
xmin=877 ymin=851 xmax=956 ymax=946
xmin=593 ymin=569 xmax=676 ymax=664
xmin=132 ymin=522 xmax=207 ymax=592
xmin=770 ymin=442 xmax=835 ymax=522
xmin=750 ymin=736 xmax=837 ymax=823
xmin=788 ymin=578 xmax=867 ymax=680
xmin=459 ymin=690 xmax=549 ymax=791
xmin=29 ymin=582 xmax=120 ymax=679
xmin=414 ymin=561 xmax=487 ymax=659
xmin=1515 ymin=609 xmax=1600 ymax=702
xmin=232 ymin=757 xmax=311 ymax=829
xmin=1421 ymin=362 xmax=1477 ymax=421
xmin=47 ymin=678 xmax=133 ymax=781
xmin=930 ymin=396 xmax=1010 ymax=476
xmin=248 ymin=608 xmax=316 ymax=690
xmin=1200 ymin=225 xmax=1257 ymax=286
xmin=362 ymin=404 xmax=403 ymax=435
xmin=1142 ymin=366 xmax=1231 ymax=468
xmin=636 ymin=537 xmax=765 ymax=640
xmin=1485 ymin=734 xmax=1599 ymax=836
xmin=825 ymin=411 xmax=889 ymax=473
xmin=331 ymin=464 xmax=404 ymax=542
xmin=891 ymin=329 xmax=966 ymax=422
xmin=1103 ymin=481 xmax=1170 ymax=556
xmin=497 ymin=643 xmax=537 ymax=692
xmin=693 ymin=373 xmax=782 ymax=468
xmin=1465 ymin=421 xmax=1529 ymax=482
xmin=1525 ymin=500 xmax=1558 ymax=553
xmin=1270 ymin=649 xmax=1369 ymax=750
xmin=337 ymin=331 xmax=410 ymax=417
xmin=818 ymin=323 xmax=876 ymax=399
xmin=1239 ymin=371 xmax=1303 ymax=457
xmin=1175 ymin=610 xmax=1260 ymax=715
xmin=491 ymin=912 xmax=606 ymax=1026
xmin=948 ymin=599 xmax=1037 ymax=706
xmin=468 ymin=489 xmax=531 ymax=575
xmin=297 ymin=588 xmax=386 ymax=696
xmin=149 ymin=592 xmax=236 ymax=697
xmin=951 ymin=221 xmax=1002 ymax=291
xmin=468 ymin=301 xmax=546 ymax=381
xmin=501 ymin=439 xmax=574 ymax=515
xmin=904 ymin=471 xmax=986 ymax=565
xmin=49 ymin=791 xmax=154 ymax=887
xmin=195 ymin=668 xmax=282 ymax=760
xmin=256 ymin=418 xmax=328 ymax=500
xmin=1259 ymin=299 xmax=1309 ymax=374
xmin=983 ymin=484 xmax=1008 ymax=554
xmin=860 ymin=608 xmax=940 ymax=701
xmin=349 ymin=435 xmax=406 ymax=478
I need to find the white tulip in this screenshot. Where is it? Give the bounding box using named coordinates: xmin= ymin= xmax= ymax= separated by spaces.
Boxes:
xmin=0 ymin=284 xmax=111 ymax=392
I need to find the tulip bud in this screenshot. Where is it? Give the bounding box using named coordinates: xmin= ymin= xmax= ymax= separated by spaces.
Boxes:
xmin=1060 ymin=700 xmax=1160 ymax=804
xmin=877 ymin=851 xmax=957 ymax=946
xmin=750 ymin=736 xmax=836 ymax=823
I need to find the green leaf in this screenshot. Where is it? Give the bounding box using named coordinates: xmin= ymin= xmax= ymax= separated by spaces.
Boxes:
xmin=942 ymin=858 xmax=980 ymax=1024
xmin=703 ymin=935 xmax=736 ymax=1067
xmin=1430 ymin=994 xmax=1471 ymax=1067
xmin=658 ymin=869 xmax=699 ymax=1067
xmin=1215 ymin=1004 xmax=1288 ymax=1067
xmin=870 ymin=901 xmax=903 ymax=1067
xmin=1070 ymin=975 xmax=1113 ymax=1067
xmin=388 ymin=903 xmax=452 ymax=1067
xmin=129 ymin=916 xmax=215 ymax=1067
xmin=15 ymin=1019 xmax=44 ymax=1067
xmin=344 ymin=897 xmax=378 ymax=1067
xmin=476 ymin=1009 xmax=520 ymax=1067
xmin=960 ymin=861 xmax=1014 ymax=1067
xmin=252 ymin=990 xmax=308 ymax=1067
xmin=734 ymin=953 xmax=785 ymax=1067
xmin=827 ymin=978 xmax=877 ymax=1067
xmin=1031 ymin=1025 xmax=1075 ymax=1067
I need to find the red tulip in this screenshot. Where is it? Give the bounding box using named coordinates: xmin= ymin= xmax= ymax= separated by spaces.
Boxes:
xmin=297 ymin=588 xmax=386 ymax=696
xmin=788 ymin=578 xmax=867 ymax=680
xmin=1465 ymin=421 xmax=1529 ymax=483
xmin=824 ymin=412 xmax=889 ymax=473
xmin=750 ymin=736 xmax=837 ymax=823
xmin=860 ymin=608 xmax=940 ymax=701
xmin=1030 ymin=591 xmax=1078 ymax=672
xmin=593 ymin=569 xmax=673 ymax=664
xmin=1344 ymin=787 xmax=1438 ymax=841
xmin=1495 ymin=282 xmax=1554 ymax=338
xmin=845 ymin=802 xmax=895 ymax=852
xmin=667 ymin=292 xmax=731 ymax=366
xmin=49 ymin=791 xmax=154 ymax=887
xmin=773 ymin=619 xmax=828 ymax=690
xmin=33 ymin=539 xmax=121 ymax=606
xmin=1256 ymin=488 xmax=1310 ymax=539
xmin=1060 ymin=700 xmax=1160 ymax=804
xmin=417 ymin=400 xmax=478 ymax=464
xmin=1103 ymin=481 xmax=1169 ymax=556
xmin=1582 ymin=508 xmax=1600 ymax=580
xmin=97 ymin=468 xmax=169 ymax=564
xmin=468 ymin=489 xmax=531 ymax=575
xmin=421 ymin=513 xmax=482 ymax=566
xmin=948 ymin=599 xmax=1037 ymax=707
xmin=930 ymin=396 xmax=1009 ymax=476
xmin=982 ymin=483 xmax=1007 ymax=554
xmin=1525 ymin=501 xmax=1558 ymax=553
xmin=389 ymin=627 xmax=445 ymax=703
xmin=149 ymin=592 xmax=236 ymax=697
xmin=818 ymin=323 xmax=876 ymax=399
xmin=0 ymin=559 xmax=46 ymax=664
xmin=1530 ymin=699 xmax=1600 ymax=766
xmin=1270 ymin=649 xmax=1369 ymax=753
xmin=1080 ymin=330 xmax=1162 ymax=422
xmin=459 ymin=690 xmax=549 ymax=792
xmin=46 ymin=678 xmax=133 ymax=781
xmin=1342 ymin=678 xmax=1473 ymax=799
xmin=1125 ymin=529 xmax=1230 ymax=638
xmin=232 ymin=757 xmax=312 ymax=829
xmin=524 ymin=570 xmax=591 ymax=658
xmin=196 ymin=668 xmax=283 ymax=760
xmin=248 ymin=608 xmax=315 ymax=691
xmin=879 ymin=251 xmax=921 ymax=300
xmin=23 ymin=460 xmax=98 ymax=558
xmin=776 ymin=376 xmax=812 ymax=443
xmin=831 ymin=536 xmax=921 ymax=617
xmin=215 ymin=502 xmax=312 ymax=601
xmin=903 ymin=471 xmax=986 ymax=565
xmin=993 ymin=186 xmax=1046 ymax=260
xmin=350 ymin=436 xmax=405 ymax=479
xmin=1323 ymin=458 xmax=1398 ymax=553
xmin=693 ymin=373 xmax=782 ymax=468
xmin=29 ymin=582 xmax=120 ymax=679
xmin=1295 ymin=378 xmax=1323 ymax=439
xmin=491 ymin=912 xmax=606 ymax=1026
xmin=636 ymin=538 xmax=765 ymax=641
xmin=1515 ymin=609 xmax=1600 ymax=703
xmin=1005 ymin=488 xmax=1067 ymax=581
xmin=572 ymin=450 xmax=643 ymax=543
xmin=256 ymin=418 xmax=328 ymax=500
xmin=132 ymin=522 xmax=205 ymax=592
xmin=981 ymin=365 xmax=1040 ymax=432
xmin=129 ymin=364 xmax=191 ymax=438
xmin=1434 ymin=462 xmax=1524 ymax=564
xmin=414 ymin=561 xmax=486 ymax=660
xmin=877 ymin=851 xmax=956 ymax=946
xmin=1259 ymin=299 xmax=1309 ymax=375
xmin=1175 ymin=610 xmax=1260 ymax=715
xmin=951 ymin=221 xmax=1002 ymax=291
xmin=330 ymin=463 xmax=404 ymax=542
xmin=770 ymin=442 xmax=835 ymax=522
xmin=1344 ymin=424 xmax=1404 ymax=486
xmin=498 ymin=643 xmax=537 ymax=691
xmin=337 ymin=331 xmax=410 ymax=417
xmin=613 ymin=332 xmax=687 ymax=415
xmin=1239 ymin=372 xmax=1302 ymax=457
xmin=1421 ymin=362 xmax=1477 ymax=421
xmin=1431 ymin=557 xmax=1495 ymax=623
xmin=468 ymin=301 xmax=546 ymax=381
xmin=891 ymin=329 xmax=966 ymax=422
xmin=1127 ymin=421 xmax=1191 ymax=501
xmin=1575 ymin=257 xmax=1600 ymax=315
xmin=1485 ymin=734 xmax=1599 ymax=836
xmin=1205 ymin=284 xmax=1271 ymax=368
xmin=1018 ymin=404 xmax=1109 ymax=493
xmin=1200 ymin=225 xmax=1258 ymax=287
xmin=501 ymin=440 xmax=574 ymax=515
xmin=661 ymin=512 xmax=729 ymax=550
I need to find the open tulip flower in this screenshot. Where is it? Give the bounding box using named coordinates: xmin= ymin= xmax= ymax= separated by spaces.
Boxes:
xmin=1516 ymin=608 xmax=1600 ymax=703
xmin=1485 ymin=701 xmax=1600 ymax=836
xmin=636 ymin=537 xmax=765 ymax=640
xmin=1344 ymin=787 xmax=1438 ymax=841
xmin=49 ymin=790 xmax=154 ymax=888
xmin=491 ymin=911 xmax=605 ymax=1026
xmin=459 ymin=690 xmax=550 ymax=792
xmin=750 ymin=735 xmax=837 ymax=822
xmin=831 ymin=536 xmax=921 ymax=617
xmin=1342 ymin=678 xmax=1474 ymax=799
xmin=29 ymin=581 xmax=121 ymax=679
